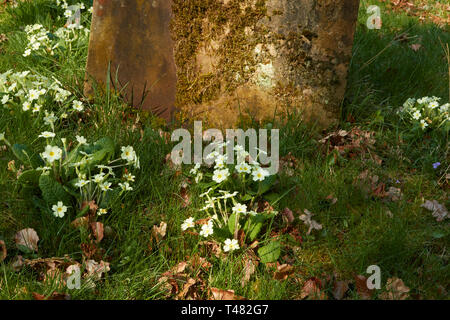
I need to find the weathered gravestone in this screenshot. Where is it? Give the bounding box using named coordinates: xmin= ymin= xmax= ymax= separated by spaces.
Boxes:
xmin=85 ymin=0 xmax=360 ymax=128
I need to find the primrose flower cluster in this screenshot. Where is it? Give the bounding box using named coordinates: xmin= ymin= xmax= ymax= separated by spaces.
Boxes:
xmin=189 ymin=144 xmax=271 ymax=185
xmin=399 ymin=96 xmax=449 ymax=130
xmin=0 ymin=70 xmax=77 ymax=117
xmin=39 ymin=136 xmax=139 ymax=218
xmin=2 ymin=125 xmax=140 ymax=219
xmin=182 ymin=144 xmax=276 ymax=253
xmin=181 ymin=189 xmax=260 ymax=252
xmin=22 ymin=1 xmax=91 ymax=58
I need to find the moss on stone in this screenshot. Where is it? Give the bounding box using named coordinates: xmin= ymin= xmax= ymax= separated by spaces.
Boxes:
xmin=171 ymin=0 xmax=269 ymax=109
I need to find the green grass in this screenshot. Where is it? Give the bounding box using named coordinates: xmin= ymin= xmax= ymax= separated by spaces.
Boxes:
xmin=0 ymin=0 xmax=448 ymax=300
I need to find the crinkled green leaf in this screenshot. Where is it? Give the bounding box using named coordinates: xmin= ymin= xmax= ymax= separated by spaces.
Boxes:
xmin=257 ymin=240 xmax=281 ymax=263
xmin=39 ymin=174 xmax=72 ymax=206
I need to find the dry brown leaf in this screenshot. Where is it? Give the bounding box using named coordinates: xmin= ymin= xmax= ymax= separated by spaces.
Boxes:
xmin=241 ymin=257 xmax=257 ymax=287
xmin=300 ymin=278 xmax=327 ymax=300
xmin=152 ymin=221 xmax=167 ymax=242
xmin=173 ymin=261 xmax=188 ymax=274
xmin=279 ymin=152 xmax=300 ymax=176
xmin=32 ymin=291 xmax=71 ymax=300
xmin=0 ymin=240 xmax=6 ymax=262
xmin=24 ymin=256 xmax=75 ymax=281
xmin=12 ymin=255 xmax=24 ymax=272
xmin=326 ymin=194 xmax=338 ymax=205
xmin=165 ymin=152 xmax=182 ymax=172
xmin=210 ymin=287 xmax=245 ymax=300
xmin=410 ymin=43 xmax=422 ymax=51
xmin=90 ymin=222 xmax=104 ymax=243
xmin=200 ymin=240 xmax=224 ymax=258
xmin=85 ymin=259 xmax=110 ymax=280
xmin=281 ymin=208 xmax=295 ymax=224
xmin=71 ymin=216 xmax=89 ymax=228
xmin=81 ymin=200 xmax=98 ymax=216
xmin=158 ymin=276 xmax=175 ymax=297
xmin=332 ymin=280 xmax=349 ymax=300
xmin=421 ymin=200 xmax=448 ymax=222
xmin=386 ymin=187 xmax=403 ymax=201
xmin=178 ymin=278 xmax=196 ymax=299
xmin=190 ymin=255 xmax=212 ymax=271
xmin=81 ymin=242 xmax=97 ymax=259
xmin=180 ymin=186 xmax=191 ymax=208
xmin=273 ymin=264 xmax=294 ymax=280
xmin=14 ymin=228 xmax=39 ymax=252
xmin=355 ymin=275 xmax=374 ymax=300
xmin=380 ymin=277 xmax=410 ymax=300
xmin=299 ymin=209 xmax=322 ymax=235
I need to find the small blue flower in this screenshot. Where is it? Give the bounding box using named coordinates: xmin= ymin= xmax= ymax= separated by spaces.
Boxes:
xmin=432 ymin=162 xmax=441 ymax=169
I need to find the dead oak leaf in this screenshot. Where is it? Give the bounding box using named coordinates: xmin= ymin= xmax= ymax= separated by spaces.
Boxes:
xmin=241 ymin=252 xmax=258 ymax=287
xmin=85 ymin=259 xmax=110 ymax=280
xmin=81 ymin=200 xmax=98 ymax=217
xmin=386 ymin=187 xmax=403 ymax=202
xmin=14 ymin=228 xmax=39 ymax=252
xmin=173 ymin=261 xmax=188 ymax=274
xmin=332 ymin=280 xmax=349 ymax=300
xmin=300 ymin=278 xmax=327 ymax=300
xmin=12 ymin=255 xmax=24 ymax=272
xmin=152 ymin=221 xmax=167 ymax=242
xmin=178 ymin=278 xmax=196 ymax=299
xmin=71 ymin=216 xmax=89 ymax=229
xmin=32 ymin=292 xmax=71 ymax=300
xmin=281 ymin=207 xmax=295 ymax=224
xmin=273 ymin=264 xmax=294 ymax=280
xmin=210 ymin=287 xmax=246 ymax=300
xmin=355 ymin=275 xmax=374 ymax=300
xmin=0 ymin=240 xmax=6 ymax=262
xmin=421 ymin=200 xmax=448 ymax=222
xmin=179 ymin=185 xmax=191 ymax=208
xmin=410 ymin=43 xmax=422 ymax=51
xmin=90 ymin=222 xmax=104 ymax=243
xmin=380 ymin=277 xmax=410 ymax=300
xmin=299 ymin=209 xmax=322 ymax=235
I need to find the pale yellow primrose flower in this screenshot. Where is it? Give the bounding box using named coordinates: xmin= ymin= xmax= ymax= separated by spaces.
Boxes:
xmin=52 ymin=201 xmax=67 ymax=218
xmin=73 ymin=100 xmax=84 ymax=111
xmin=199 ymin=221 xmax=214 ymax=237
xmin=119 ymin=182 xmax=133 ymax=191
xmin=100 ymin=181 xmax=112 ymax=191
xmin=252 ymin=167 xmax=269 ymax=182
xmin=232 ymin=203 xmax=247 ymax=215
xmin=76 ymin=135 xmax=87 ymax=145
xmin=212 ymin=168 xmax=229 ymax=183
xmin=235 ymin=162 xmax=251 ymax=174
xmin=93 ymin=173 xmax=105 ymax=184
xmin=98 ymin=208 xmax=108 ymax=216
xmin=223 ymin=239 xmax=240 ymax=252
xmin=121 ymin=146 xmax=136 ymax=162
xmin=181 ymin=217 xmax=195 ymax=231
xmin=39 ymin=131 xmax=55 ymax=139
xmin=42 ymin=145 xmax=62 ymax=163
xmin=22 ymin=101 xmax=32 ymax=111
xmin=123 ymin=173 xmax=135 ymax=182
